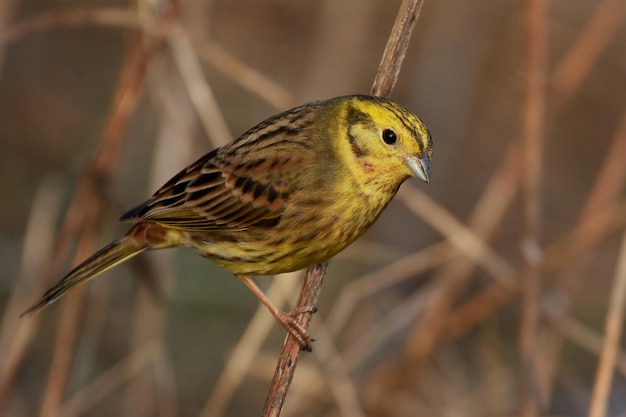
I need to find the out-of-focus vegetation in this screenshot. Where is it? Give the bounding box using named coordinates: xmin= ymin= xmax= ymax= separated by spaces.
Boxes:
xmin=1 ymin=0 xmax=625 ymax=416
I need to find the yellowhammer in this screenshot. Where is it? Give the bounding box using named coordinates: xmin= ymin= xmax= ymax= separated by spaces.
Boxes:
xmin=22 ymin=95 xmax=432 ymax=348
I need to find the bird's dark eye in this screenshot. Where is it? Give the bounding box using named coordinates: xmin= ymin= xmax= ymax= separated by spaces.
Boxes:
xmin=382 ymin=129 xmax=397 ymax=145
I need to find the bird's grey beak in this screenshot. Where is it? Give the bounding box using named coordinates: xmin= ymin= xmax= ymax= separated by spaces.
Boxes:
xmin=405 ymin=154 xmax=430 ymax=183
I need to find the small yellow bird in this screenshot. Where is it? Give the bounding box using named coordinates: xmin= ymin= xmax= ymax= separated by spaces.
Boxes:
xmin=22 ymin=95 xmax=432 ymax=348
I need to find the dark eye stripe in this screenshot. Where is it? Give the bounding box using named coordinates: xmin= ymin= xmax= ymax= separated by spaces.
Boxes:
xmin=380 ymin=101 xmax=428 ymax=153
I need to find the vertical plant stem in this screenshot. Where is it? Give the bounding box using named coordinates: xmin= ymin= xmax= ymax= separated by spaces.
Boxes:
xmin=371 ymin=0 xmax=424 ymax=98
xmin=262 ymin=262 xmax=329 ymax=417
xmin=519 ymin=0 xmax=548 ymax=415
xmin=588 ymin=229 xmax=626 ymax=417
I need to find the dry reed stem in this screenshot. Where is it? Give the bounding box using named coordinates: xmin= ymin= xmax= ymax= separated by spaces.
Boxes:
xmin=262 ymin=2 xmax=425 ymax=415
xmin=588 ymin=229 xmax=626 ymax=417
xmin=169 ymin=29 xmax=232 ymax=147
xmin=519 ymin=0 xmax=548 ymax=415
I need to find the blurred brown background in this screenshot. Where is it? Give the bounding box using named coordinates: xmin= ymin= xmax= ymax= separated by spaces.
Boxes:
xmin=1 ymin=0 xmax=626 ymax=416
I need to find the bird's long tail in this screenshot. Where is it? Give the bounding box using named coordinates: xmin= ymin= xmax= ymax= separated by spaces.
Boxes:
xmin=21 ymin=236 xmax=148 ymax=317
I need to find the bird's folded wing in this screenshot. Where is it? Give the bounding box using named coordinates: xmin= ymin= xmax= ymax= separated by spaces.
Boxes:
xmin=120 ymin=149 xmax=296 ymax=231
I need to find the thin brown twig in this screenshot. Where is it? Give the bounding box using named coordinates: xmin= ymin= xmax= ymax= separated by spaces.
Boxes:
xmin=262 ymin=261 xmax=330 ymax=417
xmin=371 ymin=0 xmax=425 ymax=98
xmin=588 ymin=228 xmax=626 ymax=417
xmin=261 ymin=2 xmax=425 ymax=415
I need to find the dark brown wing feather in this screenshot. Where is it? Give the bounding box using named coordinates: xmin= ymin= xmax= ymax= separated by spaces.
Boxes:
xmin=120 ymin=110 xmax=317 ymax=231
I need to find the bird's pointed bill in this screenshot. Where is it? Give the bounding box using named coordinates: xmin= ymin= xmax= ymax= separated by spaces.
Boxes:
xmin=405 ymin=155 xmax=430 ymax=183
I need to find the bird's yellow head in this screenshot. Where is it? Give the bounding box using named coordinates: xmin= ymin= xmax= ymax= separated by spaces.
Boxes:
xmin=336 ymin=95 xmax=432 ymax=190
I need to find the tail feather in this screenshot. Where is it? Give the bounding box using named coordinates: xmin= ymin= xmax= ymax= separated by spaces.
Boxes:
xmin=20 ymin=237 xmax=148 ymax=317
